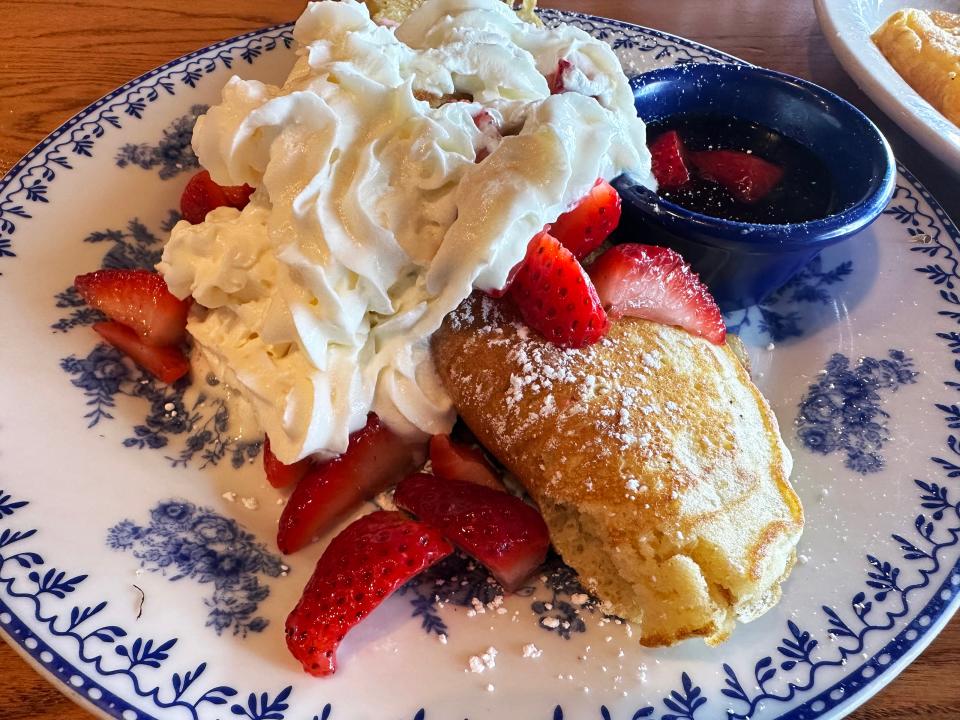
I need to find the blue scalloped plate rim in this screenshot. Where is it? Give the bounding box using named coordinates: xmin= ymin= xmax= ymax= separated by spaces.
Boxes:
xmin=0 ymin=8 xmax=959 ymax=720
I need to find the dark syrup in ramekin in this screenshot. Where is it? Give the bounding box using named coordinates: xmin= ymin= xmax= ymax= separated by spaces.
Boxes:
xmin=647 ymin=114 xmax=837 ymax=224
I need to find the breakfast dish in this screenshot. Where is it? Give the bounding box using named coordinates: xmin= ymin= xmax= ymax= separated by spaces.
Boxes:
xmin=93 ymin=0 xmax=800 ymax=667
xmin=1 ymin=5 xmax=958 ymax=720
xmin=872 ymin=8 xmax=960 ymax=127
xmin=815 ymin=0 xmax=960 ymax=173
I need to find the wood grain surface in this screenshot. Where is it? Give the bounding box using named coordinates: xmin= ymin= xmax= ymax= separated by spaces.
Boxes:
xmin=0 ymin=1 xmax=957 ymax=718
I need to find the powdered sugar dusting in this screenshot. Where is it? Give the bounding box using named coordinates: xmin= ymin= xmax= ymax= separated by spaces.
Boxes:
xmin=436 ymin=294 xmax=764 ymax=517
xmin=441 ymin=297 xmax=677 ymax=460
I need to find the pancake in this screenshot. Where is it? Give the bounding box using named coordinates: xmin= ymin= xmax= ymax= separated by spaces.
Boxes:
xmin=431 ymin=294 xmax=803 ymax=645
xmin=873 ymin=8 xmax=960 ymax=127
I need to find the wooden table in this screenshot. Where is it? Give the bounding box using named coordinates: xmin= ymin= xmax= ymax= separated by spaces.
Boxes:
xmin=1 ymin=1 xmax=957 ymax=718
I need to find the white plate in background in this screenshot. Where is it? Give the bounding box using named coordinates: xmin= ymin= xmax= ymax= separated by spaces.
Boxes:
xmin=815 ymin=0 xmax=960 ymax=174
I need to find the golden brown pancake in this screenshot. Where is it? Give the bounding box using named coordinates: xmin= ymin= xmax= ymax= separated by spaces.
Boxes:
xmin=873 ymin=8 xmax=960 ymax=126
xmin=431 ymin=294 xmax=803 ymax=645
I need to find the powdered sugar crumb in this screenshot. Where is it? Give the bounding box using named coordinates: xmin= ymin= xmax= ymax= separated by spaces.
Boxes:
xmin=466 ymin=646 xmax=498 ymax=674
xmin=522 ymin=643 xmax=542 ymax=658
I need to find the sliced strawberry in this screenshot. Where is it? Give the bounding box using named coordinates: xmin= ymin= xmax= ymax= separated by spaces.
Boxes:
xmin=588 ymin=243 xmax=726 ymax=344
xmin=649 ymin=130 xmax=691 ymax=191
xmin=93 ymin=321 xmax=190 ymax=383
xmin=429 ymin=434 xmax=503 ymax=491
xmin=286 ymin=510 xmax=452 ymax=676
xmin=484 ymin=257 xmax=524 ymax=299
xmin=507 ymin=231 xmax=608 ymax=348
xmin=221 ymin=182 xmax=255 ymax=209
xmin=687 ymin=150 xmax=783 ymax=204
xmin=264 ymin=436 xmax=312 ymax=489
xmin=394 ymin=473 xmax=549 ymax=591
xmin=549 ymin=179 xmax=622 ymax=260
xmin=473 ymin=109 xmax=501 ymax=163
xmin=550 ymin=58 xmax=574 ymax=94
xmin=277 ymin=414 xmax=422 ymax=554
xmin=74 ymin=269 xmax=191 ymax=346
xmin=180 ymin=169 xmax=254 ymax=225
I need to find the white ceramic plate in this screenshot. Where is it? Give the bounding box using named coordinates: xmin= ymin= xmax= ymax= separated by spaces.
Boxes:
xmin=815 ymin=0 xmax=960 ymax=174
xmin=2 ymin=10 xmax=960 ymax=720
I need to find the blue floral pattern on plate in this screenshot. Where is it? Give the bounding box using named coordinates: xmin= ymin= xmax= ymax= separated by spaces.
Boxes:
xmin=0 ymin=26 xmax=293 ymax=263
xmin=401 ymin=552 xmax=601 ymax=640
xmin=115 ymin=105 xmax=208 ymax=179
xmin=725 ymin=256 xmax=855 ymax=342
xmin=107 ymin=500 xmax=283 ymax=636
xmin=54 ymin=212 xmax=261 ymax=467
xmin=796 ymin=350 xmax=918 ymax=473
xmin=0 ymin=490 xmax=286 ymax=719
xmin=51 ymin=213 xmax=178 ymax=333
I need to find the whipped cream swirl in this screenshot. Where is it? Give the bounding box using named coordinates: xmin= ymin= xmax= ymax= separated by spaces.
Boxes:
xmin=158 ymin=0 xmax=654 ymax=463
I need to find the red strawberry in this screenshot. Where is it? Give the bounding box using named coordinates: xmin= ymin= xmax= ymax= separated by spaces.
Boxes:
xmin=93 ymin=321 xmax=190 ymax=383
xmin=588 ymin=243 xmax=726 ymax=344
xmin=394 ymin=473 xmax=549 ymax=591
xmin=473 ymin=109 xmax=501 ymax=163
xmin=264 ymin=436 xmax=312 ymax=489
xmin=179 ymin=169 xmax=254 ymax=225
xmin=549 ymin=179 xmax=622 ymax=260
xmin=221 ymin=182 xmax=255 ymax=208
xmin=687 ymin=150 xmax=783 ymax=204
xmin=285 ymin=510 xmax=452 ymax=676
xmin=484 ymin=258 xmax=523 ymax=298
xmin=277 ymin=414 xmax=422 ymax=554
xmin=429 ymin=434 xmax=503 ymax=491
xmin=550 ymin=58 xmax=574 ymax=94
xmin=507 ymin=231 xmax=608 ymax=348
xmin=649 ymin=130 xmax=691 ymax=190
xmin=74 ymin=269 xmax=191 ymax=346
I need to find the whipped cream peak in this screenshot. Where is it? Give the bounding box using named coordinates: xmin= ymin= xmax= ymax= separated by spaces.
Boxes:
xmin=158 ymin=0 xmax=653 ymax=464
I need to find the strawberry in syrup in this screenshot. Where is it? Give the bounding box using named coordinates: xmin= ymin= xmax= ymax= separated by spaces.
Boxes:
xmin=645 ymin=116 xmax=833 ymax=223
xmin=687 ymin=150 xmax=784 ymax=204
xmin=648 ymin=130 xmax=691 ymax=191
xmin=285 ymin=510 xmax=452 ymax=676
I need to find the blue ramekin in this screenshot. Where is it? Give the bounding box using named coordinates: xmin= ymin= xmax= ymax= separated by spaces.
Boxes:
xmin=611 ymin=62 xmax=896 ymax=312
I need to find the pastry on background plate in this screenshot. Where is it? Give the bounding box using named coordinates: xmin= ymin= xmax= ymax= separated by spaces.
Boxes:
xmin=873 ymin=8 xmax=960 ymax=126
xmin=432 ymin=294 xmax=804 ymax=645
